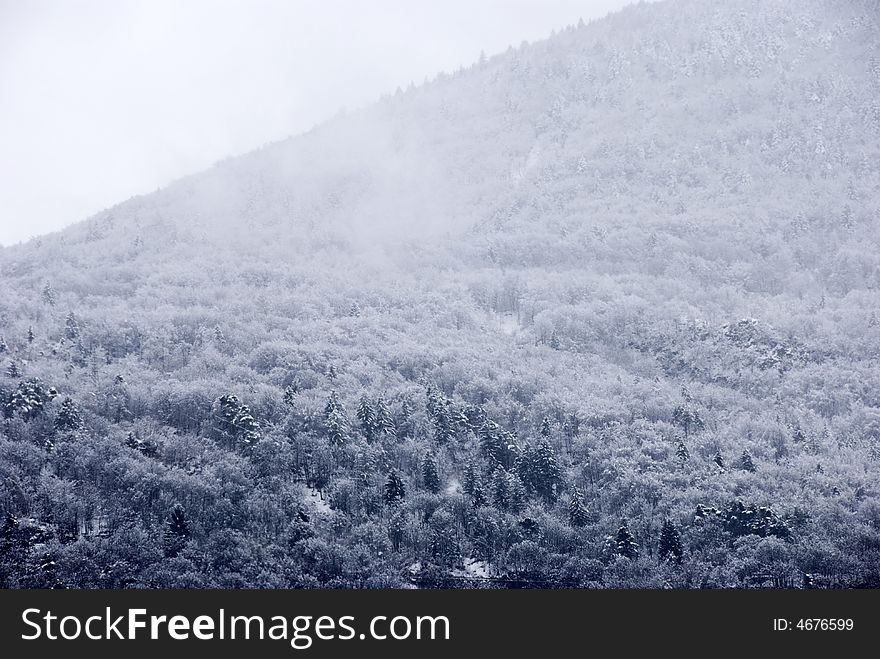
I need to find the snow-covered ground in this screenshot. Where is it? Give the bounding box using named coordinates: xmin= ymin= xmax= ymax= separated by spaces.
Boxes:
xmin=299 ymin=483 xmax=332 ymax=516
xmin=451 ymin=558 xmax=491 ymax=579
xmin=492 ymin=312 xmax=519 ymax=336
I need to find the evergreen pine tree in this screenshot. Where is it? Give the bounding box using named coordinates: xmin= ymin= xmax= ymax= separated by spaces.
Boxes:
xmin=384 ymin=470 xmax=406 ymax=505
xmin=540 ymin=416 xmax=552 ymax=437
xmin=425 ymin=383 xmax=441 ymax=418
xmin=126 ymin=432 xmax=141 ymax=451
xmin=658 ymin=519 xmax=683 ymax=564
xmin=356 ymin=396 xmax=376 ymax=441
xmin=38 ymin=552 xmax=59 ymax=588
xmin=232 ymin=404 xmax=260 ymax=446
xmin=433 ymin=403 xmax=454 ymax=444
xmin=163 ymin=504 xmax=190 ymax=558
xmin=4 ymin=379 xmax=54 ymax=420
xmin=42 ymin=282 xmax=56 ymax=307
xmin=462 ymin=405 xmax=486 ymax=434
xmin=26 ymin=327 xmax=35 ymax=344
xmin=324 ymin=391 xmax=348 ymax=446
xmin=374 ymin=396 xmax=396 ymax=437
xmin=518 ymin=517 xmax=540 ymax=539
xmin=463 ymin=460 xmax=478 ymax=497
xmin=387 ymin=510 xmax=404 ymax=552
xmin=422 ymin=453 xmax=440 ymax=494
xmin=54 ymin=397 xmax=82 ymax=431
xmin=676 ymin=441 xmax=690 ymax=462
xmin=426 ymin=385 xmax=455 ymax=444
xmin=214 ymin=394 xmax=260 ymax=448
xmin=282 ymin=384 xmax=298 ymax=407
xmin=491 ymin=469 xmax=509 ymax=510
xmin=568 ymin=488 xmax=590 ymax=527
xmin=479 ymin=420 xmax=503 ymax=463
xmin=470 ymin=477 xmax=487 ymax=507
xmin=125 ymin=432 xmax=157 ymax=457
xmin=615 ymin=520 xmax=639 ymax=560
xmin=6 ymin=361 xmax=19 ymax=378
xmin=737 ymin=451 xmax=756 ymax=472
xmin=215 ymin=394 xmax=240 ymax=434
xmin=713 ymin=452 xmax=725 ymax=471
xmin=508 ymin=475 xmax=527 ymax=514
xmin=672 ymin=405 xmax=704 ymax=438
xmin=518 ymin=441 xmax=561 ymax=501
xmin=397 ymin=396 xmax=414 ymax=437
xmin=449 ymin=406 xmax=468 ymax=432
xmin=0 ymin=337 xmax=7 ymax=353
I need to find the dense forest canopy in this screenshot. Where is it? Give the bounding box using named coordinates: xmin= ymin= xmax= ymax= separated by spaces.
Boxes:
xmin=1 ymin=0 xmax=879 ymax=588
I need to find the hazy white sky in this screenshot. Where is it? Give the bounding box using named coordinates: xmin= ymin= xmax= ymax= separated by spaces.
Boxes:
xmin=0 ymin=0 xmax=636 ymax=246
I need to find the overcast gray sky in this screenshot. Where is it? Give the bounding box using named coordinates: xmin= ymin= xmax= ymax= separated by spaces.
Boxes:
xmin=0 ymin=0 xmax=636 ymax=246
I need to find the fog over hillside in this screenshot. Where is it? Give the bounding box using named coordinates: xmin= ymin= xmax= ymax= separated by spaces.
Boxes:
xmin=1 ymin=0 xmax=879 ymax=588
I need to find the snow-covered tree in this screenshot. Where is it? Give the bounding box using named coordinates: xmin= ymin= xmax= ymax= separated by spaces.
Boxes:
xmin=41 ymin=282 xmax=56 ymax=307
xmin=356 ymin=396 xmax=376 ymax=441
xmin=658 ymin=519 xmax=683 ymax=563
xmin=672 ymin=405 xmax=703 ymax=437
xmin=163 ymin=504 xmax=190 ymax=558
xmin=463 ymin=460 xmax=478 ymax=497
xmin=568 ymin=488 xmax=589 ymax=527
xmin=508 ymin=475 xmax=527 ymax=514
xmin=491 ymin=469 xmax=509 ymax=510
xmin=384 ymin=470 xmax=406 ymax=505
xmin=4 ymin=379 xmax=56 ymax=421
xmin=54 ymin=397 xmax=82 ymax=432
xmin=675 ymin=442 xmax=690 ymax=463
xmin=615 ymin=520 xmax=639 ymax=560
xmin=422 ymin=453 xmax=440 ymax=494
xmin=374 ymin=396 xmax=395 ymax=437
xmin=517 ymin=441 xmax=561 ymax=501
xmin=324 ymin=390 xmax=348 ymax=446
xmin=737 ymin=451 xmax=756 ymax=472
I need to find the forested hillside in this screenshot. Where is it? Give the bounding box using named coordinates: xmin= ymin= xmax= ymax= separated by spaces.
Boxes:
xmin=2 ymin=0 xmax=879 ymax=588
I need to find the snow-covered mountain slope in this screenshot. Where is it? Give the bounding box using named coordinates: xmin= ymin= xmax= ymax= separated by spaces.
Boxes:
xmin=1 ymin=0 xmax=879 ymax=589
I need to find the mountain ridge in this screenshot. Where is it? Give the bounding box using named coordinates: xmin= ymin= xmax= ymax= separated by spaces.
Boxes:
xmin=7 ymin=0 xmax=878 ymax=259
